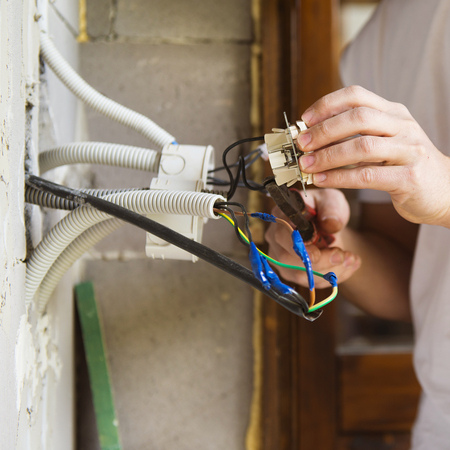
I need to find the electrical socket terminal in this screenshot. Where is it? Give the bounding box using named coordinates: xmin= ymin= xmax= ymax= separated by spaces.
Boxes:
xmin=265 ymin=119 xmax=313 ymax=188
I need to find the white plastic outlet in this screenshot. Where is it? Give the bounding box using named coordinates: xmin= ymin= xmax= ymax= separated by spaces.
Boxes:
xmin=265 ymin=120 xmax=313 ymax=187
xmin=145 ymin=143 xmax=214 ymax=262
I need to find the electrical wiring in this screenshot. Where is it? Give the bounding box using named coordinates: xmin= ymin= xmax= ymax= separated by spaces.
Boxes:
xmin=207 ymin=149 xmax=262 ymax=191
xmin=24 ymin=186 xmax=226 ymax=305
xmin=208 ymin=148 xmax=263 ymax=187
xmin=33 ymin=26 xmax=332 ymax=319
xmin=26 ymin=175 xmax=321 ymax=321
xmin=214 ymin=209 xmax=338 ymax=313
xmin=217 ymin=207 xmax=317 ymax=307
xmin=37 ymin=219 xmax=124 ymax=312
xmin=221 ymin=136 xmax=265 ymax=199
xmin=26 ymin=185 xmax=148 ymax=210
xmin=39 ymin=142 xmax=161 ymax=174
xmin=214 ymin=205 xmax=249 ymax=247
xmin=208 ymin=148 xmax=262 ymax=175
xmin=216 ymin=201 xmax=253 ymax=245
xmin=239 ymin=156 xmax=264 ymax=191
xmin=39 ymin=32 xmax=176 ymax=149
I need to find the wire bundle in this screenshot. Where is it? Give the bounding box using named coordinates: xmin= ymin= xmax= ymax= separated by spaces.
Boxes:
xmin=26 ymin=176 xmax=319 ymax=320
xmin=214 ymin=207 xmax=338 ymax=313
xmin=215 ymin=136 xmax=266 ymax=199
xmin=31 ymin=27 xmax=337 ymax=318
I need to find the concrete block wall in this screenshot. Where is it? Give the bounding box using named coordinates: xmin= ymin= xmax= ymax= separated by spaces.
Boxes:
xmin=77 ymin=0 xmax=257 ymax=448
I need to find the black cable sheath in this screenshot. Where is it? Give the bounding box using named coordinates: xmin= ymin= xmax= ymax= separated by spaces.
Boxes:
xmin=222 ymin=136 xmax=264 ymax=199
xmin=239 ymin=155 xmax=265 ymax=191
xmin=26 ymin=175 xmax=320 ymax=320
xmin=216 ymin=205 xmax=249 ymax=247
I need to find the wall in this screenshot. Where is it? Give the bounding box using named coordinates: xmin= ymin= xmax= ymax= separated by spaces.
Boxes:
xmin=1 ymin=0 xmax=80 ymax=448
xmin=77 ymin=1 xmax=257 ymax=449
xmin=0 ymin=1 xmax=257 ymax=448
xmin=0 ymin=1 xmax=33 ymax=446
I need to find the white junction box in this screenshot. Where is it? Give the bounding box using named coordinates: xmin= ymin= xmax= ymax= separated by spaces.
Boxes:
xmin=146 ymin=143 xmax=215 ymax=262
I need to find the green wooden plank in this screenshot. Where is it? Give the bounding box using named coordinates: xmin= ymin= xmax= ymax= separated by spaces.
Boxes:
xmin=75 ymin=282 xmax=122 ymax=450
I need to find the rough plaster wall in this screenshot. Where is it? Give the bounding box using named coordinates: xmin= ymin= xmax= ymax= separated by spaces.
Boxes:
xmin=0 ymin=0 xmax=80 ymax=448
xmin=77 ymin=0 xmax=256 ymax=448
xmin=0 ymin=1 xmax=30 ymax=445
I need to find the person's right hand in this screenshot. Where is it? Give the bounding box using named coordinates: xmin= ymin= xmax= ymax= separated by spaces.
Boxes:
xmin=297 ymin=86 xmax=450 ymax=228
xmin=265 ymin=188 xmax=361 ymax=289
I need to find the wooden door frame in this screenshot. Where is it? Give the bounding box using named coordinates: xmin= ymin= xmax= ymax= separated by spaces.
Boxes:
xmin=261 ymin=1 xmax=340 ymax=448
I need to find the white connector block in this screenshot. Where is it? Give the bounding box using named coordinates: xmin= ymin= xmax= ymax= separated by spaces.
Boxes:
xmin=145 ymin=143 xmax=215 ymax=262
xmin=265 ymin=120 xmax=313 ymax=187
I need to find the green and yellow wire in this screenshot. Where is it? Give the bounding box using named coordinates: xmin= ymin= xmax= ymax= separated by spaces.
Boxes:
xmin=215 ymin=210 xmax=338 ymax=313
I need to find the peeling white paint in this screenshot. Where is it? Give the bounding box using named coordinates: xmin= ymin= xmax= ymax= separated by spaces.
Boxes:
xmin=15 ymin=314 xmax=37 ymax=411
xmin=15 ymin=312 xmax=62 ymax=412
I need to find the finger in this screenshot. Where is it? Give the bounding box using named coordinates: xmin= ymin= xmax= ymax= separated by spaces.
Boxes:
xmin=297 ymin=107 xmax=401 ymax=152
xmin=312 ymin=165 xmax=409 ymax=193
xmin=310 ymin=189 xmax=350 ymax=234
xmin=274 ymin=245 xmax=361 ymax=289
xmin=301 ymin=85 xmax=394 ymax=127
xmin=299 ymin=136 xmax=414 ymax=174
xmin=310 ymin=248 xmax=361 ymax=288
xmin=265 ymin=221 xmax=295 ymax=254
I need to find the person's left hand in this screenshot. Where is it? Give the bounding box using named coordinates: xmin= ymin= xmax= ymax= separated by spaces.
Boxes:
xmin=265 ymin=188 xmax=361 ymax=289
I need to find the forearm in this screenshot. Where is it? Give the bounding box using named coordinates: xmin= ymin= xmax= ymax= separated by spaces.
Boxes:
xmin=338 ymin=227 xmax=413 ymax=321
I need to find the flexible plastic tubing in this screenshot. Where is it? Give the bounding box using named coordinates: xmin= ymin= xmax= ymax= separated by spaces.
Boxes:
xmin=39 ymin=142 xmax=161 ymax=174
xmin=39 ymin=32 xmax=176 ymax=149
xmin=25 ymin=189 xmax=225 ymax=304
xmin=25 ymin=186 xmax=146 ymax=210
xmin=37 ymin=219 xmax=123 ymax=313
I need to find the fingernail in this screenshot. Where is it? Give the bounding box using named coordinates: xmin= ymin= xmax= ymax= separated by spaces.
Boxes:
xmin=298 ymin=132 xmax=311 ymax=149
xmin=321 ymin=215 xmax=340 ymax=223
xmin=313 ymin=173 xmax=327 ymax=183
xmin=300 ymin=154 xmax=315 ymax=170
xmin=302 ymin=109 xmax=314 ymax=125
xmin=321 ymin=215 xmax=342 ymax=231
xmin=330 ymin=251 xmax=344 ymax=265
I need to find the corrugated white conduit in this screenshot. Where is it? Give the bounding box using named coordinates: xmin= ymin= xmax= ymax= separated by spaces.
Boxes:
xmin=39 ymin=142 xmax=161 ymax=174
xmin=25 ymin=189 xmax=225 ymax=305
xmin=39 ymin=32 xmax=176 ymax=149
xmin=37 ymin=219 xmax=123 ymax=313
xmin=26 ymin=186 xmax=145 ymax=210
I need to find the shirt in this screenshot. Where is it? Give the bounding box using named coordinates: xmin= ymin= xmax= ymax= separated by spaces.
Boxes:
xmin=340 ymin=1 xmax=450 ymax=447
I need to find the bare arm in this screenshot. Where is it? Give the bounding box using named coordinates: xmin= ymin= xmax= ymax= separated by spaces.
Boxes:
xmin=338 ymin=203 xmax=418 ymax=321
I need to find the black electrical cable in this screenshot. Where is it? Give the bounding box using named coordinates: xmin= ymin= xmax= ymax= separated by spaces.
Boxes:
xmin=209 ymin=148 xmax=262 ymax=175
xmin=25 ymin=185 xmax=149 ymax=210
xmin=216 ymin=205 xmax=249 ymax=247
xmin=222 ymin=136 xmax=264 ymax=199
xmin=216 ymin=201 xmax=253 ymax=244
xmin=227 ymin=157 xmax=243 ymax=200
xmin=239 ymin=155 xmax=265 ymax=191
xmin=208 ymin=148 xmax=264 ymax=190
xmin=26 ymin=175 xmax=320 ymax=320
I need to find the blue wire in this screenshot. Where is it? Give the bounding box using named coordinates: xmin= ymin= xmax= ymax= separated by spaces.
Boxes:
xmin=292 ymin=230 xmax=315 ymax=291
xmin=260 ymin=257 xmax=295 ymax=295
xmin=249 ymin=242 xmax=271 ymax=289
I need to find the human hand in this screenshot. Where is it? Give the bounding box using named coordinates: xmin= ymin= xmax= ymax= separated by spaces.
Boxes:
xmin=265 ymin=188 xmax=361 ymax=289
xmin=297 ymin=85 xmax=450 ymax=227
